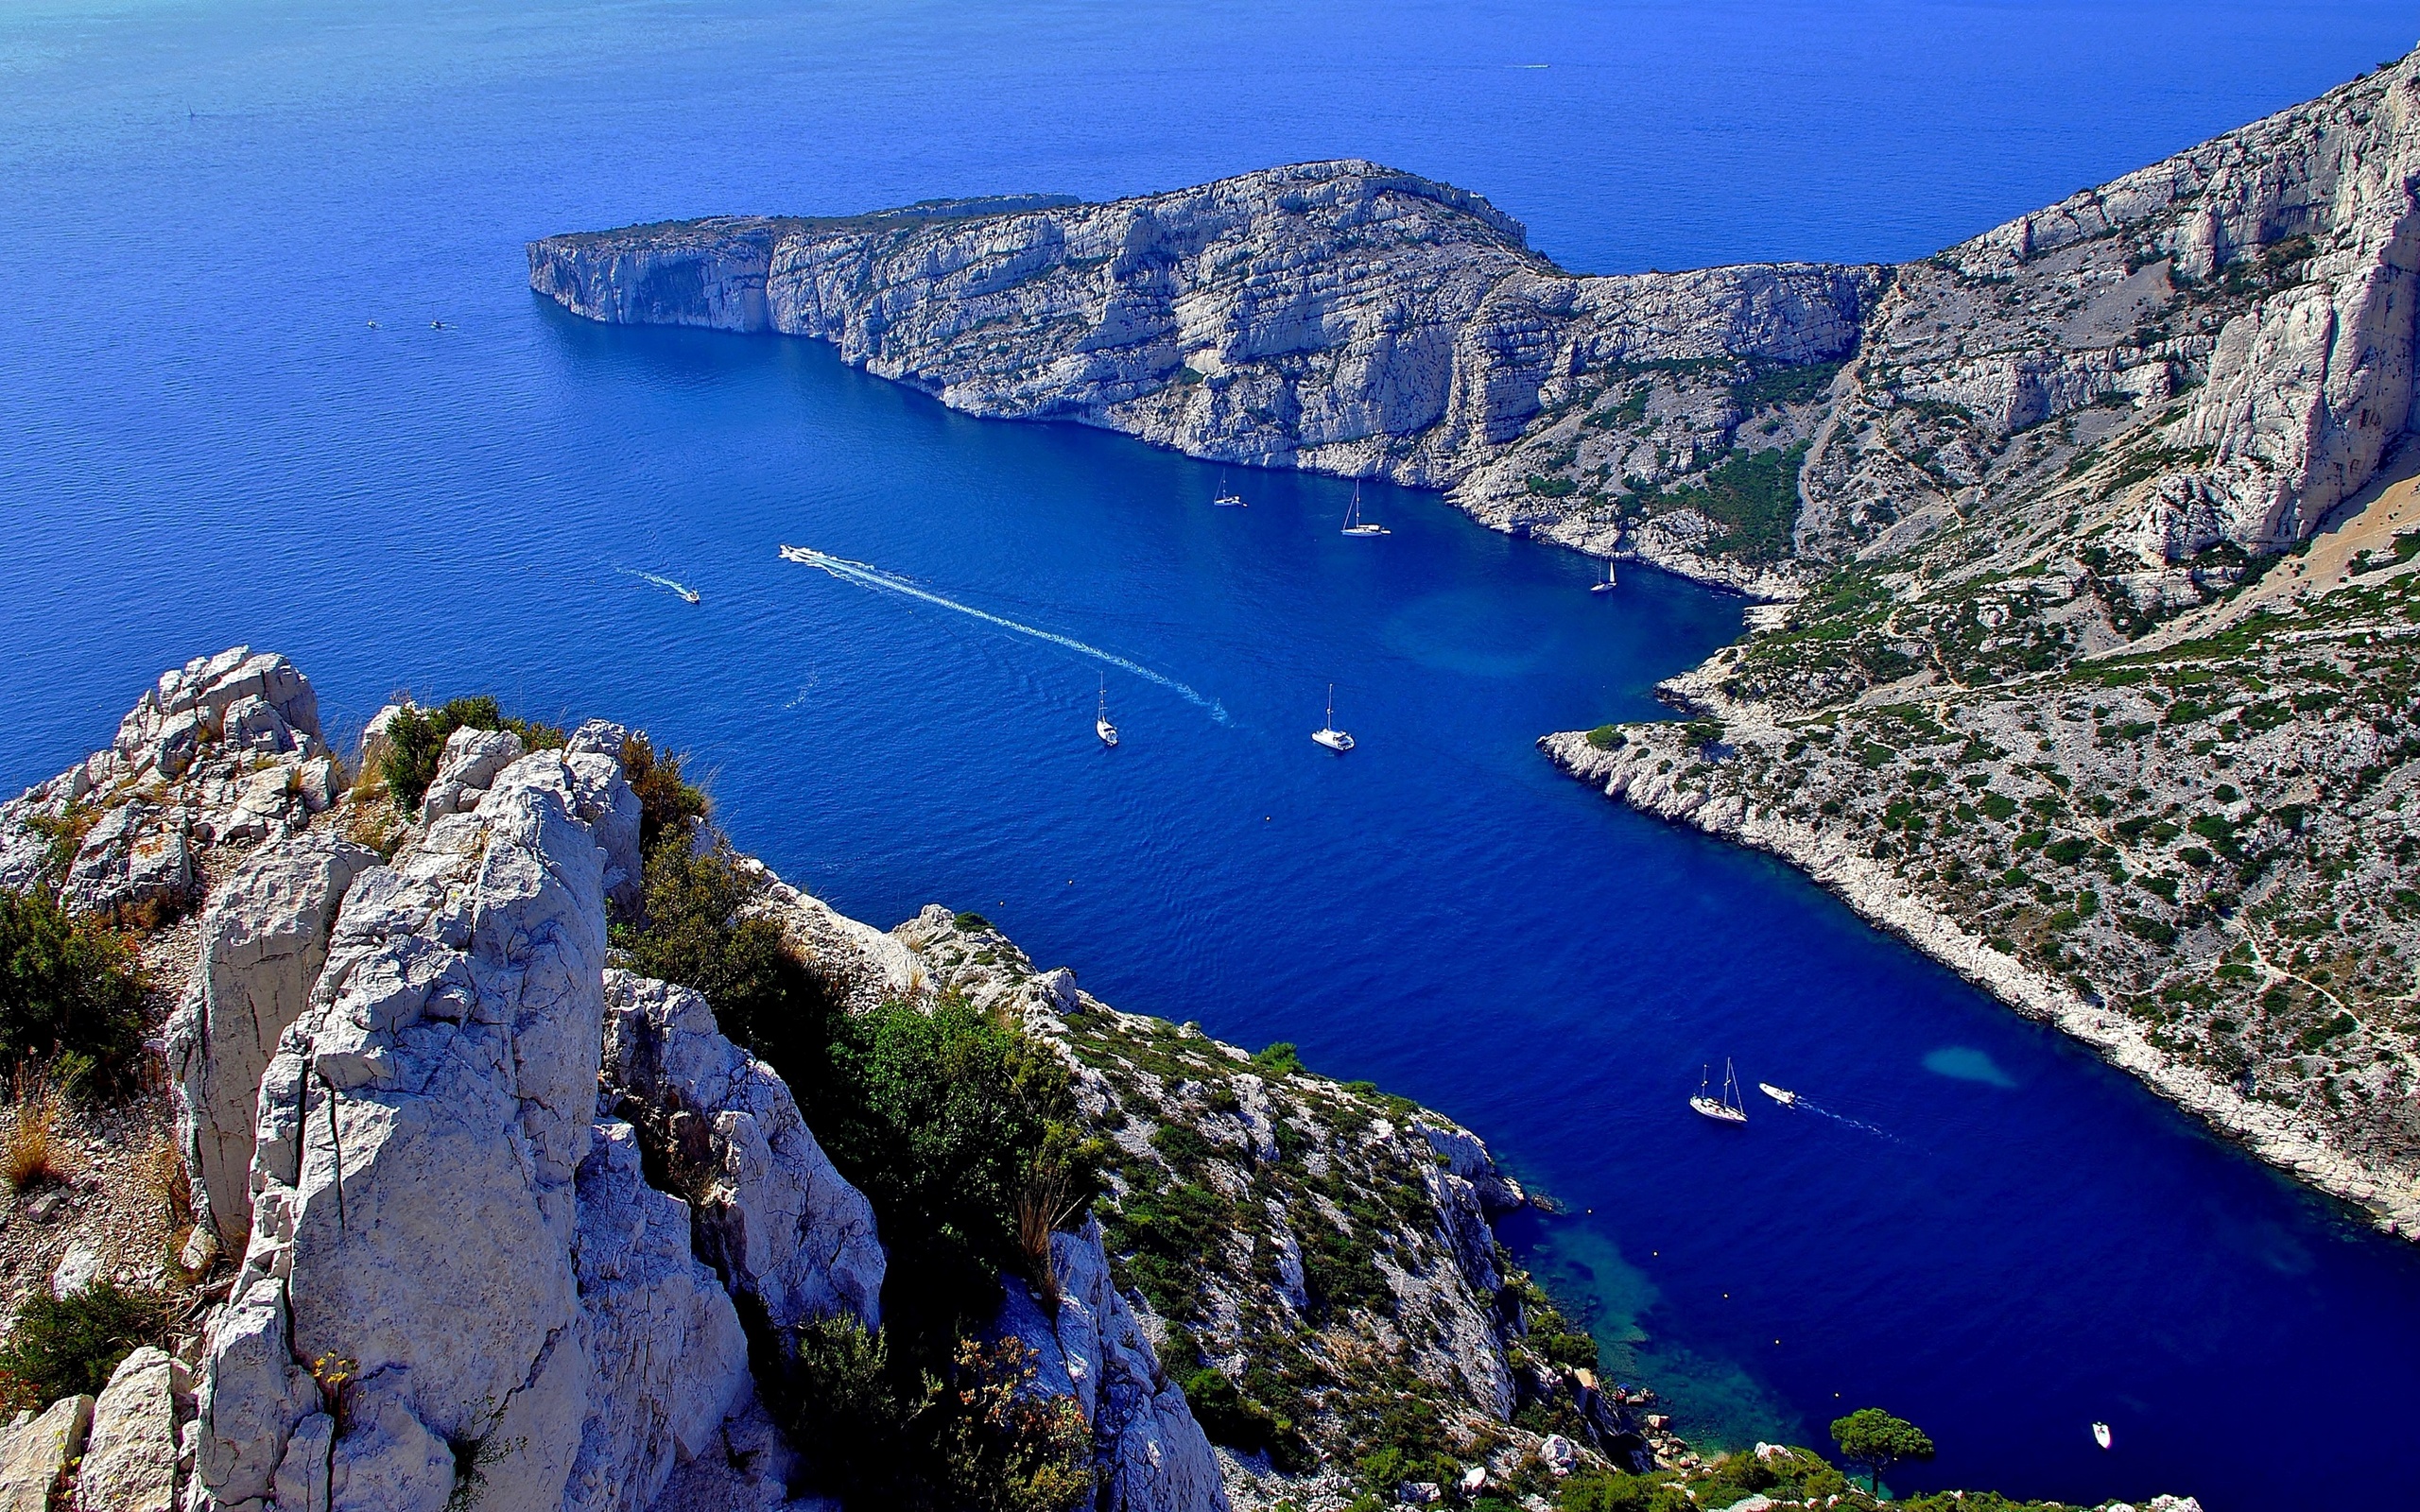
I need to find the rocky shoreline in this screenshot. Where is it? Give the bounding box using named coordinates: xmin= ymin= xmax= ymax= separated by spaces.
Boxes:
xmin=1541 ymin=724 xmax=2420 ymax=1237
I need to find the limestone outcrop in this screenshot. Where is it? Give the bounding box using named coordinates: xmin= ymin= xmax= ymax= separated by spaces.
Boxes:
xmin=0 ymin=648 xmax=337 ymax=918
xmin=530 ymin=161 xmax=1874 ymax=562
xmin=990 ymin=1219 xmax=1225 ymax=1512
xmin=599 ymin=970 xmax=886 ymax=1332
xmin=167 ymin=830 xmax=380 ymax=1252
xmin=191 ymin=749 xmax=764 ymax=1512
xmin=75 ymin=1347 xmax=182 ymax=1512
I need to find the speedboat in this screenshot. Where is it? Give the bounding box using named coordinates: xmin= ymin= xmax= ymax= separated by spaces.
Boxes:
xmin=1311 ymin=683 xmax=1355 ymax=751
xmin=2092 ymin=1422 xmax=2112 ymax=1451
xmin=1095 ymin=679 xmax=1119 ymax=747
xmin=680 ymin=587 xmax=700 ymax=605
xmin=1690 ymin=1060 xmax=1748 ymax=1125
xmin=1340 ymin=481 xmax=1389 ymax=536
xmin=1757 ymin=1083 xmax=1796 ymax=1107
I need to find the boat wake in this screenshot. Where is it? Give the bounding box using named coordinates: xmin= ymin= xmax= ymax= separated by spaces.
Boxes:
xmin=780 ymin=545 xmax=1232 ymax=724
xmin=619 ymin=568 xmax=700 ymax=603
xmin=1794 ymin=1098 xmax=1900 ymax=1143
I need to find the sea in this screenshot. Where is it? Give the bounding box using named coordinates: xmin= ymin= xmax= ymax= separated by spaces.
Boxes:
xmin=6 ymin=2 xmax=2419 ymax=1504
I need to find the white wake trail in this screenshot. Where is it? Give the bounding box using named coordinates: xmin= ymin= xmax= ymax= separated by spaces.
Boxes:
xmin=617 ymin=567 xmax=699 ymax=601
xmin=781 ymin=546 xmax=1231 ymax=724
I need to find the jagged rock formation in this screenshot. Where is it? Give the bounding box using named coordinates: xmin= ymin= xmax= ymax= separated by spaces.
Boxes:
xmin=529 ymin=160 xmax=1875 ymax=593
xmin=0 ymin=648 xmax=337 ymax=920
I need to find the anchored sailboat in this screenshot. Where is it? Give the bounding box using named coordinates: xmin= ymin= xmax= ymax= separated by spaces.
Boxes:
xmin=1690 ymin=1059 xmax=1748 ymax=1125
xmin=1340 ymin=481 xmax=1389 ymax=536
xmin=1591 ymin=558 xmax=1617 ymax=593
xmin=1096 ymin=679 xmax=1119 ymax=747
xmin=1312 ymin=684 xmax=1356 ymax=751
xmin=1214 ymin=472 xmax=1246 ymax=507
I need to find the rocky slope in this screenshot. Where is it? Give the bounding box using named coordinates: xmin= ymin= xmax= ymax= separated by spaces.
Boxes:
xmin=1537 ymin=56 xmax=2420 ymax=1238
xmin=0 ymin=652 xmax=1644 ymax=1511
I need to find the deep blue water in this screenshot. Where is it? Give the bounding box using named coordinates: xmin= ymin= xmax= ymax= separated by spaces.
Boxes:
xmin=9 ymin=3 xmax=2420 ymax=1506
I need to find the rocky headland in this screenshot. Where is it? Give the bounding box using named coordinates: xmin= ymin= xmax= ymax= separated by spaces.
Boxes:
xmin=533 ymin=51 xmax=2420 ymax=1237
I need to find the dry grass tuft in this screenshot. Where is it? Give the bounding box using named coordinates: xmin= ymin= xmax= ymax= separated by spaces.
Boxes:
xmin=2 ymin=1072 xmax=74 ymax=1193
xmin=1012 ymin=1166 xmax=1082 ymax=1314
xmin=137 ymin=1133 xmax=191 ymax=1227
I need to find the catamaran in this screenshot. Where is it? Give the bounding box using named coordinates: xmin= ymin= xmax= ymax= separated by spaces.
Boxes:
xmin=1590 ymin=559 xmax=1617 ymax=593
xmin=1095 ymin=679 xmax=1119 ymax=747
xmin=1312 ymin=684 xmax=1356 ymax=751
xmin=1340 ymin=482 xmax=1389 ymax=536
xmin=1214 ymin=472 xmax=1246 ymax=507
xmin=1690 ymin=1060 xmax=1748 ymax=1125
xmin=1757 ymin=1082 xmax=1796 ymax=1107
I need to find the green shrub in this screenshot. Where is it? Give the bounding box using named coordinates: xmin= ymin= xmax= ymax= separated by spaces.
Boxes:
xmin=0 ymin=887 xmax=149 ymax=1090
xmin=620 ymin=732 xmax=709 ymax=854
xmin=0 ymin=1282 xmax=170 ymax=1410
xmin=618 ymin=844 xmax=838 ymax=1086
xmin=773 ymin=1319 xmax=1091 ymax=1512
xmin=375 ymin=696 xmax=570 ymax=811
xmin=817 ymin=993 xmax=1098 ymax=1351
xmin=1585 ymin=725 xmax=1627 ymax=751
xmin=1182 ymin=1366 xmax=1290 ymax=1459
xmin=1250 ymin=1041 xmax=1305 ymax=1076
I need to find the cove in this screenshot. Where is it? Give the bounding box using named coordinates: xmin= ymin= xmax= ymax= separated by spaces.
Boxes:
xmin=8 ymin=3 xmax=2420 ymax=1507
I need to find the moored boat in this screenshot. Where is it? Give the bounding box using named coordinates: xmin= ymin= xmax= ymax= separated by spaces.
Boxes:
xmin=1691 ymin=1059 xmax=1748 ymax=1125
xmin=1312 ymin=683 xmax=1355 ymax=751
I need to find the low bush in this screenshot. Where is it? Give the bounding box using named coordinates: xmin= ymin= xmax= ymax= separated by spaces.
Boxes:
xmin=620 ymin=732 xmax=709 ymax=853
xmin=1250 ymin=1041 xmax=1305 ymax=1076
xmin=617 ymin=843 xmax=838 ymax=1086
xmin=2 ymin=1071 xmax=72 ymax=1192
xmin=0 ymin=886 xmax=149 ymax=1090
xmin=375 ymin=696 xmax=572 ymax=810
xmin=0 ymin=1282 xmax=170 ymax=1410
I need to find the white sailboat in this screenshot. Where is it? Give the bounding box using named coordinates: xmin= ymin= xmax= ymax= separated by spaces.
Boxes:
xmin=1311 ymin=684 xmax=1356 ymax=751
xmin=1095 ymin=679 xmax=1119 ymax=747
xmin=1757 ymin=1082 xmax=1796 ymax=1107
xmin=1340 ymin=481 xmax=1389 ymax=536
xmin=1690 ymin=1059 xmax=1748 ymax=1125
xmin=1590 ymin=558 xmax=1618 ymax=593
xmin=1214 ymin=472 xmax=1246 ymax=507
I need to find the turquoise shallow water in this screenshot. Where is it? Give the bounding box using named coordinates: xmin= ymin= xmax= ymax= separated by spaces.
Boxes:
xmin=7 ymin=3 xmax=2420 ymax=1505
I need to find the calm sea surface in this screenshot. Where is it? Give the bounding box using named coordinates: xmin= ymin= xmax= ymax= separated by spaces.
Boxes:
xmin=7 ymin=3 xmax=2420 ymax=1504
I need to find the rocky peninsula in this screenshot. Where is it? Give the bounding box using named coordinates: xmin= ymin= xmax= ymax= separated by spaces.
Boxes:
xmin=532 ymin=51 xmax=2420 ymax=1239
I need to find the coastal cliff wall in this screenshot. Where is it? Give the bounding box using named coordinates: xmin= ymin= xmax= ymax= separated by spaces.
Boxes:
xmin=529 ymin=161 xmax=1876 ymax=593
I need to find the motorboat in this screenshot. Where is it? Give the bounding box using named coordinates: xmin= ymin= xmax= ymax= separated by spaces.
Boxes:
xmin=1757 ymin=1082 xmax=1796 ymax=1107
xmin=2092 ymin=1423 xmax=2112 ymax=1451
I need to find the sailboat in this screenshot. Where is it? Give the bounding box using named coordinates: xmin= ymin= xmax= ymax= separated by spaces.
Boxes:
xmin=1214 ymin=472 xmax=1246 ymax=507
xmin=1311 ymin=684 xmax=1356 ymax=751
xmin=1690 ymin=1060 xmax=1748 ymax=1125
xmin=1340 ymin=481 xmax=1390 ymax=536
xmin=1590 ymin=558 xmax=1618 ymax=593
xmin=1095 ymin=679 xmax=1119 ymax=747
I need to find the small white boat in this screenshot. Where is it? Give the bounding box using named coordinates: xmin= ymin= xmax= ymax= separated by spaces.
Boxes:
xmin=2092 ymin=1422 xmax=2112 ymax=1451
xmin=1590 ymin=559 xmax=1618 ymax=593
xmin=1095 ymin=679 xmax=1119 ymax=747
xmin=1311 ymin=683 xmax=1355 ymax=752
xmin=1214 ymin=471 xmax=1246 ymax=507
xmin=1757 ymin=1082 xmax=1796 ymax=1107
xmin=1340 ymin=482 xmax=1390 ymax=537
xmin=1690 ymin=1059 xmax=1748 ymax=1125
xmin=679 ymin=587 xmax=700 ymax=605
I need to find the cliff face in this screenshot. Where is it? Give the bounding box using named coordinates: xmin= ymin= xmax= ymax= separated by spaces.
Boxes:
xmin=530 ymin=160 xmax=1875 ymax=592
